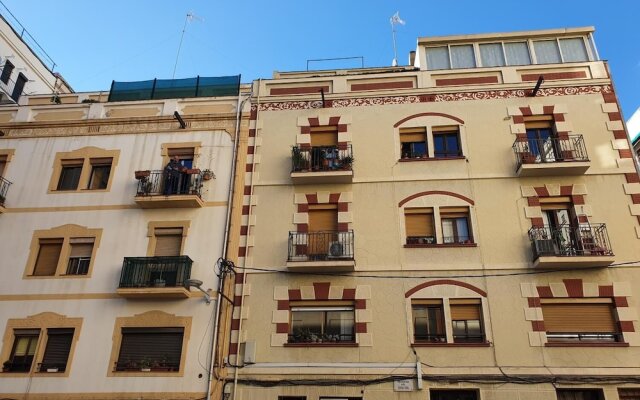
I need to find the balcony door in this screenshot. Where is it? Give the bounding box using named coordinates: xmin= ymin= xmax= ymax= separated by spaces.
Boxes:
xmin=309 ymin=126 xmax=338 ymax=171
xmin=151 ymin=228 xmax=183 ymax=286
xmin=308 ymin=204 xmax=338 ymax=260
xmin=541 ymin=199 xmax=578 ymax=255
xmin=525 ymin=117 xmax=558 ymax=162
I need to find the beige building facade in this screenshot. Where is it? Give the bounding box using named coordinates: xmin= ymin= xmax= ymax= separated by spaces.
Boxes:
xmin=0 ymin=77 xmax=250 ymax=399
xmin=227 ymin=27 xmax=640 ymax=400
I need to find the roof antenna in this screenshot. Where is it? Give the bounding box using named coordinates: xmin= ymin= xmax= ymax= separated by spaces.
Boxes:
xmin=172 ymin=12 xmax=204 ymax=79
xmin=390 ymin=12 xmax=405 ymax=67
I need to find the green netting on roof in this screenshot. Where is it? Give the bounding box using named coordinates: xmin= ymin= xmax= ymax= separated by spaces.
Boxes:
xmin=108 ymin=75 xmax=241 ymax=102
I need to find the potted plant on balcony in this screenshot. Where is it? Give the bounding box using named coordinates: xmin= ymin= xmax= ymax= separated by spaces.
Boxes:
xmin=139 ymin=358 xmax=152 ymax=372
xmin=340 ymin=155 xmax=354 ymax=170
xmin=2 ymin=360 xmax=12 ymax=372
xmin=134 ymin=170 xmax=151 ymax=180
xmin=292 ymin=146 xmax=308 ymax=172
xmin=201 ymin=169 xmax=214 ymax=181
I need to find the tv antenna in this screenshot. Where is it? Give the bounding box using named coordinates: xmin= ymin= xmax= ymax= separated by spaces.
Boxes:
xmin=390 ymin=12 xmax=405 ymax=67
xmin=172 ymin=12 xmax=204 ymax=79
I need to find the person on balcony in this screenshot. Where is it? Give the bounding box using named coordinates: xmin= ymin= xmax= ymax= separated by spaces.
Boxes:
xmin=163 ymin=156 xmax=186 ymax=195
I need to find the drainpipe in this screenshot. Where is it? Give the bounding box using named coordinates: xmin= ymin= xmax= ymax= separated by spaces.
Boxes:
xmin=206 ymin=81 xmax=251 ymax=400
xmin=231 ymin=78 xmax=261 ymax=400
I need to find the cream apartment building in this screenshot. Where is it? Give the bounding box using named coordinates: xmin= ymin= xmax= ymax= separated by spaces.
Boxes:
xmin=228 ymin=27 xmax=640 ymax=400
xmin=0 ymin=76 xmax=250 ymax=399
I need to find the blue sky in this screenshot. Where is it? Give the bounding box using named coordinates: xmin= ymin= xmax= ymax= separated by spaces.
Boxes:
xmin=4 ymin=0 xmax=640 ymax=125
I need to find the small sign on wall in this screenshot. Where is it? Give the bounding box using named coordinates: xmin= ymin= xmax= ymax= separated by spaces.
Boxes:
xmin=393 ymin=379 xmax=415 ymax=392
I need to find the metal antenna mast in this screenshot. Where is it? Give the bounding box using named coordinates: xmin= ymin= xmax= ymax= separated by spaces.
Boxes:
xmin=390 ymin=12 xmax=405 ymax=67
xmin=172 ymin=12 xmax=202 ymax=79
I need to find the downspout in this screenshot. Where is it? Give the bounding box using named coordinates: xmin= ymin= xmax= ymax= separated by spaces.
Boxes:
xmin=232 ymin=78 xmax=261 ymax=400
xmin=206 ymin=80 xmax=251 ymax=400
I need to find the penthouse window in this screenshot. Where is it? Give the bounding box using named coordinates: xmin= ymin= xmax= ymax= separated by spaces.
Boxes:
xmin=425 ymin=36 xmax=593 ymax=71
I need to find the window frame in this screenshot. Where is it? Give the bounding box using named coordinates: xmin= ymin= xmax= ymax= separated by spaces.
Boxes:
xmin=146 ymin=221 xmax=190 ymax=257
xmin=287 ymin=302 xmax=356 ymax=345
xmin=0 ymin=313 xmax=82 ymax=377
xmin=403 ymin=206 xmax=475 ymax=247
xmin=398 ymin=125 xmax=464 ymax=161
xmin=49 ymin=147 xmax=119 ymax=194
xmin=24 ymin=224 xmax=102 ymax=279
xmin=0 ymin=60 xmax=14 ymax=84
xmin=411 ymin=300 xmax=446 ymax=343
xmin=107 ymin=311 xmax=192 ymax=377
xmin=115 ymin=327 xmax=185 ymax=372
xmin=411 ymin=298 xmax=487 ymax=346
xmin=541 ymin=298 xmax=623 ymax=345
xmin=424 ymin=35 xmax=593 ymax=70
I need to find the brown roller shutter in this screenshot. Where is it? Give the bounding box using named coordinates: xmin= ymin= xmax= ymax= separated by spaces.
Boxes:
xmin=310 ymin=126 xmax=338 ymax=147
xmin=431 ymin=125 xmax=460 ymax=133
xmin=541 ymin=303 xmax=617 ymax=333
xmin=308 ymin=209 xmax=337 ymax=232
xmin=154 ymin=228 xmax=183 ymax=256
xmin=33 ymin=238 xmax=63 ymax=276
xmin=405 ymin=208 xmax=434 ymax=237
xmin=69 ymin=238 xmax=94 ymax=258
xmin=440 ymin=206 xmax=470 ymax=219
xmin=168 ymin=148 xmax=195 ymax=157
xmin=399 ymin=127 xmax=426 ymax=143
xmin=450 ymin=300 xmax=481 ymax=320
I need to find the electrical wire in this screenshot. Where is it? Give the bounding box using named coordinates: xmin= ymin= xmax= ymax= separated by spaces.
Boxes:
xmin=230 ymin=260 xmax=640 ymax=280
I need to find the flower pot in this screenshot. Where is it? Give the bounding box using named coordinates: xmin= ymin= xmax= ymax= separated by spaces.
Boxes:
xmin=185 ymin=168 xmax=201 ymax=175
xmin=46 ymin=368 xmax=59 ymax=373
xmin=141 ymin=368 xmax=151 ymax=372
xmin=135 ymin=170 xmax=151 ymax=180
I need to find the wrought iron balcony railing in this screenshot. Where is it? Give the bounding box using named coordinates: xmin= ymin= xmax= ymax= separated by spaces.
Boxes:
xmin=513 ymin=134 xmax=589 ymax=170
xmin=0 ymin=176 xmax=12 ymax=206
xmin=288 ymin=231 xmax=354 ymax=262
xmin=291 ymin=145 xmax=353 ymax=173
xmin=135 ymin=170 xmax=202 ymax=197
xmin=528 ymin=224 xmax=613 ymax=260
xmin=118 ymin=256 xmax=192 ymax=289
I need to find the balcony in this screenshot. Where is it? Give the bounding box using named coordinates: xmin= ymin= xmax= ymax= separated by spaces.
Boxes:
xmin=513 ymin=135 xmax=590 ymax=176
xmin=290 ymin=145 xmax=353 ymax=184
xmin=0 ymin=176 xmax=11 ymax=213
xmin=134 ymin=170 xmax=204 ymax=209
xmin=286 ymin=230 xmax=355 ymax=270
xmin=528 ymin=224 xmax=614 ymax=268
xmin=116 ymin=256 xmax=193 ymax=298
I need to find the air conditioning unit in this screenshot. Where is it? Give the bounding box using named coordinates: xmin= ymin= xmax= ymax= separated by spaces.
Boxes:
xmin=533 ymin=239 xmax=555 ymax=256
xmin=327 ymin=239 xmax=351 ymax=259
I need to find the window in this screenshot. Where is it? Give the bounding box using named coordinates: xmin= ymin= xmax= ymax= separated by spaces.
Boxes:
xmin=430 ymin=389 xmax=479 ymax=400
xmin=441 ymin=207 xmax=472 ymax=244
xmin=0 ymin=60 xmax=14 ymax=84
xmin=289 ymin=304 xmax=355 ymax=344
xmin=450 ymin=299 xmax=484 ymax=343
xmin=400 ymin=127 xmax=427 ymax=159
xmin=559 ymin=38 xmax=589 ymax=62
xmin=556 ymin=389 xmax=604 ymax=400
xmin=66 ymin=238 xmax=94 ymax=275
xmin=153 ymin=227 xmax=183 ymax=257
xmin=504 ymin=42 xmax=531 ymax=65
xmin=10 ymin=72 xmax=27 ymax=102
xmin=618 ymin=388 xmax=640 ymax=400
xmin=479 ymin=43 xmax=505 ymax=67
xmin=33 ymin=238 xmax=63 ymax=276
xmin=0 ymin=154 xmax=7 ymax=177
xmin=56 ymin=160 xmax=83 ymax=190
xmin=433 ymin=127 xmax=462 ymax=158
xmin=411 ymin=299 xmax=485 ymax=344
xmin=533 ymin=40 xmax=562 ymax=64
xmin=26 ymin=224 xmax=101 ymax=278
xmin=412 ymin=300 xmax=445 ymax=342
xmin=424 ymin=36 xmax=592 ymax=70
xmin=525 ymin=116 xmax=558 ymax=163
xmin=49 ymin=147 xmax=119 ymax=193
xmin=87 ymin=158 xmax=112 ymax=190
xmin=405 ymin=208 xmax=435 ymax=244
xmin=307 ymin=204 xmax=338 ymax=260
xmin=541 ymin=299 xmax=621 ymax=343
xmin=40 ymin=328 xmax=74 ymax=372
xmin=6 ymin=329 xmax=40 ymax=372
xmin=115 ymin=327 xmax=184 ymax=372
